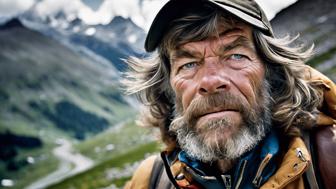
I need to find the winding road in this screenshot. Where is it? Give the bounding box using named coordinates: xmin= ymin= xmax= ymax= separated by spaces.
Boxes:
xmin=25 ymin=139 xmax=94 ymax=189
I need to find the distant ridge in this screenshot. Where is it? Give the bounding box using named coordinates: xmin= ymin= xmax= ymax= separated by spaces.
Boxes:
xmin=0 ymin=18 xmax=24 ymax=30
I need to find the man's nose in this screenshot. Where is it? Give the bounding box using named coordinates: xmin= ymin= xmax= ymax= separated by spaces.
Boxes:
xmin=198 ymin=62 xmax=231 ymax=95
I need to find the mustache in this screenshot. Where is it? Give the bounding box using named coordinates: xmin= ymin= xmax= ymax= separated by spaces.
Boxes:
xmin=182 ymin=92 xmax=250 ymax=124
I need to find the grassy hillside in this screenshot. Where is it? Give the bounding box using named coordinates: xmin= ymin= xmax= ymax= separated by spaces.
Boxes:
xmin=76 ymin=121 xmax=156 ymax=162
xmin=47 ymin=141 xmax=160 ymax=189
xmin=0 ymin=142 xmax=59 ymax=189
xmin=31 ymin=120 xmax=159 ymax=189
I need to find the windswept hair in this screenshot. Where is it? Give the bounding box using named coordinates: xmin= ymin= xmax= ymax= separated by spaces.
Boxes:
xmin=123 ymin=7 xmax=323 ymax=149
xmin=254 ymin=33 xmax=323 ymax=136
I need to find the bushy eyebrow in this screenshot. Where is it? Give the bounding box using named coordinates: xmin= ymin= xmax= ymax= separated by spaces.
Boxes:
xmin=217 ymin=36 xmax=256 ymax=55
xmin=170 ymin=48 xmax=203 ymax=61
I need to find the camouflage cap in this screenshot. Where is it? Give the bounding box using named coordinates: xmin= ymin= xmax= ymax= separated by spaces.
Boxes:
xmin=145 ymin=0 xmax=274 ymax=52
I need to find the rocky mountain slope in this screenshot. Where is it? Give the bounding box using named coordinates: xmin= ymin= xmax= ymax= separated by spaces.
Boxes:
xmin=21 ymin=8 xmax=147 ymax=71
xmin=271 ymin=0 xmax=336 ymax=81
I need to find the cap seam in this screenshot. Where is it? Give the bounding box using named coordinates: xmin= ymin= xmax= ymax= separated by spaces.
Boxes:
xmin=212 ymin=0 xmax=261 ymax=19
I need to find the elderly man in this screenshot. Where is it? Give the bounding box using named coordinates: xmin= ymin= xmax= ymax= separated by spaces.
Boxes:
xmin=124 ymin=0 xmax=336 ymax=188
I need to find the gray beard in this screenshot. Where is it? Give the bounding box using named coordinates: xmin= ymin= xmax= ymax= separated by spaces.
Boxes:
xmin=170 ymin=81 xmax=272 ymax=162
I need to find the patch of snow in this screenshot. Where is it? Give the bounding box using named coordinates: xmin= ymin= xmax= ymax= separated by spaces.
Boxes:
xmin=1 ymin=179 xmax=14 ymax=187
xmin=85 ymin=27 xmax=96 ymax=36
xmin=317 ymin=16 xmax=328 ymax=24
xmin=27 ymin=156 xmax=35 ymax=164
xmin=128 ymin=34 xmax=137 ymax=44
xmin=105 ymin=144 xmax=115 ymax=151
xmin=72 ymin=26 xmax=80 ymax=33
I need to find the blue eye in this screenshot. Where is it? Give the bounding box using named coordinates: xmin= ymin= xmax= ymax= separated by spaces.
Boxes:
xmin=225 ymin=54 xmax=251 ymax=69
xmin=181 ymin=62 xmax=197 ymax=69
xmin=230 ymin=54 xmax=246 ymax=60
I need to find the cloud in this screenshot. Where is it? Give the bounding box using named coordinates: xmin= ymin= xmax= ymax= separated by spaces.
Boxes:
xmin=0 ymin=0 xmax=36 ymax=18
xmin=35 ymin=0 xmax=94 ymax=21
xmin=139 ymin=0 xmax=168 ymax=30
xmin=33 ymin=0 xmax=151 ymax=26
xmin=89 ymin=0 xmax=169 ymax=28
xmin=78 ymin=0 xmax=169 ymax=29
xmin=256 ymin=0 xmax=298 ymax=19
xmin=0 ymin=0 xmax=298 ymax=30
xmin=93 ymin=0 xmax=141 ymax=24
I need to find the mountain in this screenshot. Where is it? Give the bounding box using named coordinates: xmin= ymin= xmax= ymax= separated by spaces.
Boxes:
xmin=271 ymin=0 xmax=336 ymax=81
xmin=0 ymin=3 xmax=146 ymax=186
xmin=0 ymin=0 xmax=149 ymax=186
xmin=0 ymin=16 xmax=138 ymax=188
xmin=0 ymin=18 xmax=24 ymax=29
xmin=20 ymin=8 xmax=147 ymax=72
xmin=69 ymin=16 xmax=146 ymax=71
xmin=0 ymin=18 xmax=134 ymax=140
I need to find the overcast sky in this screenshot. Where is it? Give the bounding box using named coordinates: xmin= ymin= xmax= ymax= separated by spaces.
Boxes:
xmin=0 ymin=0 xmax=297 ymax=30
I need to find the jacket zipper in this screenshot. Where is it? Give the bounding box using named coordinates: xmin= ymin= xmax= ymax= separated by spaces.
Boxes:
xmin=221 ymin=175 xmax=231 ymax=189
xmin=252 ymin=154 xmax=273 ymax=187
xmin=234 ymin=160 xmax=247 ymax=189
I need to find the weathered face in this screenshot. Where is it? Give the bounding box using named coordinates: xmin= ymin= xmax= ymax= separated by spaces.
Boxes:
xmin=169 ymin=24 xmax=271 ymax=161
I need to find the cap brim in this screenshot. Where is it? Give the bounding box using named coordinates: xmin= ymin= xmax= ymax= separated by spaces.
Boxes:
xmin=209 ymin=1 xmax=268 ymax=30
xmin=145 ymin=0 xmax=270 ymax=52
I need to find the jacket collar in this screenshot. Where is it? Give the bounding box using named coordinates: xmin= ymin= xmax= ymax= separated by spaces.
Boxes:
xmin=167 ymin=130 xmax=282 ymax=188
xmin=163 ymin=134 xmax=311 ymax=189
xmin=261 ymin=137 xmax=311 ymax=189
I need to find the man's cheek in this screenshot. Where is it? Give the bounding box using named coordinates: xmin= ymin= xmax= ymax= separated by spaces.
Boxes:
xmin=238 ymin=76 xmax=262 ymax=106
xmin=174 ymin=82 xmax=196 ymax=111
xmin=174 ymin=95 xmax=184 ymax=114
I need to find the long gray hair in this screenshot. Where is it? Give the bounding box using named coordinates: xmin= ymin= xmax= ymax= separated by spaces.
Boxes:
xmin=123 ymin=8 xmax=323 ymax=150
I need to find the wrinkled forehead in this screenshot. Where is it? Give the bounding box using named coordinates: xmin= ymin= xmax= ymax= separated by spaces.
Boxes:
xmin=169 ymin=23 xmax=254 ymax=58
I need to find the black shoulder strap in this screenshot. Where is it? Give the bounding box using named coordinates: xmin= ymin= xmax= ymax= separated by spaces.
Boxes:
xmin=149 ymin=154 xmax=175 ymax=189
xmin=302 ymin=130 xmax=321 ymax=189
xmin=149 ymin=155 xmax=164 ymax=189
